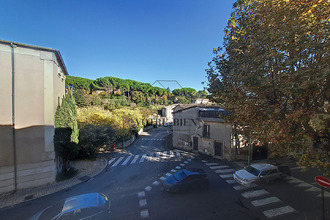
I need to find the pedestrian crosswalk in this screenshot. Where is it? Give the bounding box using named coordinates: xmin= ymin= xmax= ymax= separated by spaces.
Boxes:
xmin=203 ymin=161 xmax=297 ymax=219
xmin=108 ymin=150 xmax=182 ymax=167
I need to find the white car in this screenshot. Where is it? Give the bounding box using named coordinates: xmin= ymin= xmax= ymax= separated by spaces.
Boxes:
xmin=233 ymin=163 xmax=290 ymax=187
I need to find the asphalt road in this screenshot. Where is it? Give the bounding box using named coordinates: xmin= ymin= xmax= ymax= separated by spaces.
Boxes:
xmin=1 ymin=127 xmax=328 ymax=220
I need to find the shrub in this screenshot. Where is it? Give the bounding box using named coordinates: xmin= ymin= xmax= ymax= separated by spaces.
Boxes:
xmin=78 ymin=124 xmax=116 ymax=158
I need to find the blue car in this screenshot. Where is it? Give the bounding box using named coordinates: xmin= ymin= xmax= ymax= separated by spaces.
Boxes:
xmin=30 ymin=193 xmax=111 ymax=220
xmin=163 ymin=168 xmax=209 ymax=192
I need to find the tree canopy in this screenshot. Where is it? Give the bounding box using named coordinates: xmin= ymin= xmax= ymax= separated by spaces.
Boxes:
xmin=207 ymin=0 xmax=329 ymax=174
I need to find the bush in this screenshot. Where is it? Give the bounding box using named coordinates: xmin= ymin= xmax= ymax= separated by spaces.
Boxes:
xmin=78 ymin=124 xmax=116 ymax=158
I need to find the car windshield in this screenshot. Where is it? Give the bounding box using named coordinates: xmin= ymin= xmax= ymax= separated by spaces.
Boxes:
xmin=173 ymin=170 xmax=187 ymax=181
xmin=244 ymin=166 xmax=261 ymax=176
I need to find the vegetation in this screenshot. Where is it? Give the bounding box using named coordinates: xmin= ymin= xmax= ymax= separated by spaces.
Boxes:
xmin=54 ymin=91 xmax=80 ymax=174
xmin=207 ymin=0 xmax=329 ymax=175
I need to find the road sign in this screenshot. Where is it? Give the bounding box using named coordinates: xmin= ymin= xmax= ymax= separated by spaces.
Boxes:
xmin=315 ymin=176 xmax=330 ymax=188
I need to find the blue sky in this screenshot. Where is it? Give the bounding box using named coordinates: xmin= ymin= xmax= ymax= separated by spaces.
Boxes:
xmin=0 ymin=0 xmax=236 ymax=91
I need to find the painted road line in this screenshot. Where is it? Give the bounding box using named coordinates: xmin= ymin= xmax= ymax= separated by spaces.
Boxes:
xmin=166 ymin=173 xmax=171 ymax=176
xmin=215 ymin=169 xmax=235 ymax=174
xmin=220 ymin=174 xmax=233 ymax=178
xmin=145 ymin=186 xmax=152 ymax=191
xmin=108 ymin=158 xmax=116 ymax=166
xmin=286 ymin=176 xmax=301 ymax=184
xmin=226 ymin=179 xmax=236 ymax=184
xmin=152 ymin=181 xmax=160 ymax=186
xmin=242 ymin=189 xmax=269 ymax=199
xmin=251 ymin=197 xmax=281 ymax=207
xmin=317 ymin=191 xmax=330 ymax=198
xmin=176 ymin=166 xmax=181 ymax=169
xmin=187 ymin=159 xmax=192 ymax=161
xmin=180 ymin=163 xmax=185 ymax=166
xmin=131 ymin=155 xmax=139 ymax=164
xmin=233 ymin=183 xmax=258 ymax=191
xmin=305 ymin=186 xmax=321 ymax=192
xmin=111 ymin=156 xmax=124 ymax=167
xmin=206 ymin=163 xmax=220 ymax=166
xmin=202 ymin=160 xmax=209 ymax=163
xmin=139 ymin=154 xmax=147 ymax=163
xmin=263 ymin=206 xmax=296 ymax=218
xmin=122 ymin=156 xmax=132 ymax=165
xmin=139 ymin=199 xmax=147 ymax=207
xmin=210 ymin=165 xmax=229 ymax=169
xmin=138 ymin=191 xmax=145 ymax=198
xmin=160 ymin=176 xmax=166 ymax=181
xmin=140 ymin=209 xmax=149 ymax=218
xmin=184 ymin=161 xmax=188 ymax=164
xmin=171 ymin=169 xmax=177 ymax=173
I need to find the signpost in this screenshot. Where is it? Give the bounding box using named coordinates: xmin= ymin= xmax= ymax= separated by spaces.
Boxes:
xmin=315 ymin=176 xmax=330 ymax=220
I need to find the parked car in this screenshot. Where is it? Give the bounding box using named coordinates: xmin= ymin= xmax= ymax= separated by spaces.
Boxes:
xmin=30 ymin=193 xmax=111 ymax=220
xmin=233 ymin=163 xmax=291 ymax=187
xmin=164 ymin=123 xmax=169 ymax=127
xmin=163 ymin=168 xmax=209 ymax=192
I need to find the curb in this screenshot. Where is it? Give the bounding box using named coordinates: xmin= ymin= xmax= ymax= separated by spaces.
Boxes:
xmin=0 ymin=158 xmax=107 ymax=209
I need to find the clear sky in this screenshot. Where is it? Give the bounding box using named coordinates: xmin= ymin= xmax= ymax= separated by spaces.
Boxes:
xmin=0 ymin=0 xmax=236 ymax=91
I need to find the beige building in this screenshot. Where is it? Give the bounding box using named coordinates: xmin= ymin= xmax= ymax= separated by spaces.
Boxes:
xmin=172 ymin=105 xmax=233 ymax=160
xmin=0 ymin=40 xmax=68 ymax=194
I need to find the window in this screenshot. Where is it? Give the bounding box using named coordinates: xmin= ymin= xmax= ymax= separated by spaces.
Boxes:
xmin=184 ymin=119 xmax=186 ymax=126
xmin=202 ymin=125 xmax=210 ymax=138
xmin=180 ymin=119 xmax=183 ymax=126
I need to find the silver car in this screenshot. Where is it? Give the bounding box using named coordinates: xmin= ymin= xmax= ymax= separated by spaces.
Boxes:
xmin=233 ymin=163 xmax=290 ymax=187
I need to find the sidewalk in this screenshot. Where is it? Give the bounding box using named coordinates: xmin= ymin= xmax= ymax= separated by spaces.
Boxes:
xmin=0 ymin=158 xmax=107 ymax=209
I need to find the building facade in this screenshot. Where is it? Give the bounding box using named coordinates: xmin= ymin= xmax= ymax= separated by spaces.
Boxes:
xmin=0 ymin=40 xmax=68 ymax=193
xmin=172 ymin=105 xmax=233 ymax=160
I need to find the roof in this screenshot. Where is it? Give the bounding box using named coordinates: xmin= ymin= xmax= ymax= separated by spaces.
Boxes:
xmin=0 ymin=39 xmax=69 ymax=76
xmin=251 ymin=163 xmax=277 ymax=171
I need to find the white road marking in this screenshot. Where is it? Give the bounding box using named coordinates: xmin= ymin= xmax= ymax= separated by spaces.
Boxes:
xmin=108 ymin=158 xmax=116 ymax=166
xmin=242 ymin=189 xmax=269 ymax=199
xmin=140 ymin=209 xmax=149 ymax=218
xmin=152 ymin=181 xmax=160 ymax=185
xmin=187 ymin=159 xmax=192 ymax=161
xmin=251 ymin=197 xmax=281 ymax=207
xmin=214 ymin=169 xmax=235 ymax=174
xmin=226 ymin=179 xmax=237 ymax=184
xmin=131 ymin=155 xmax=139 ymax=164
xmin=263 ymin=206 xmax=296 ymax=218
xmin=139 ymin=154 xmax=147 ymax=163
xmin=210 ymin=165 xmax=229 ymax=169
xmin=111 ymin=156 xmax=124 ymax=167
xmin=184 ymin=161 xmax=188 ymax=164
xmin=139 ymin=199 xmax=147 ymax=207
xmin=176 ymin=166 xmax=181 ymax=169
xmin=180 ymin=163 xmax=185 ymax=166
xmin=166 ymin=173 xmax=171 ymax=176
xmin=232 ymin=183 xmax=258 ymax=191
xmin=138 ymin=191 xmax=145 ymax=198
xmin=305 ymin=186 xmax=321 ymax=192
xmin=121 ymin=156 xmax=132 ymax=165
xmin=160 ymin=176 xmax=166 ymax=181
xmin=145 ymin=186 xmax=152 ymax=191
xmin=220 ymin=174 xmax=233 ymax=178
xmin=202 ymin=160 xmax=208 ymax=163
xmin=206 ymin=163 xmax=220 ymax=166
xmin=171 ymin=169 xmax=177 ymax=173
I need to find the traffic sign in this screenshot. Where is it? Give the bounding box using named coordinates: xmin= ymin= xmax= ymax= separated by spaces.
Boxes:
xmin=315 ymin=176 xmax=330 ymax=188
